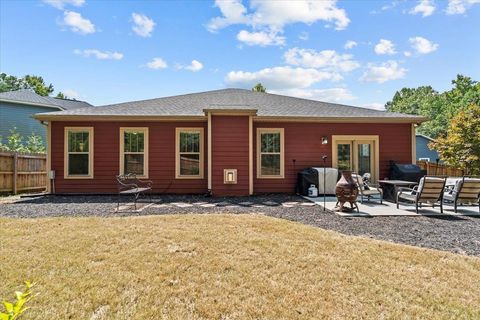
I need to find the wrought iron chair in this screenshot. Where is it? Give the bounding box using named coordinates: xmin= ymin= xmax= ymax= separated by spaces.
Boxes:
xmin=116 ymin=173 xmax=153 ymax=211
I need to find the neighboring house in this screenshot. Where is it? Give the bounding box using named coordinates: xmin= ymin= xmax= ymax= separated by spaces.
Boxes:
xmin=0 ymin=89 xmax=92 ymax=144
xmin=34 ymin=88 xmax=425 ymax=196
xmin=416 ymin=134 xmax=440 ymax=163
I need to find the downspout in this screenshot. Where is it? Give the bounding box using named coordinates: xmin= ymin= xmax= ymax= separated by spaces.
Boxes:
xmin=207 ymin=112 xmax=212 ymax=195
xmin=40 ymin=120 xmax=54 ymax=194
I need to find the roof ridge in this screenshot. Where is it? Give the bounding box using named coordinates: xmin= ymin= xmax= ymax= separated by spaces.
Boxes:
xmin=98 ymin=88 xmax=250 ymax=107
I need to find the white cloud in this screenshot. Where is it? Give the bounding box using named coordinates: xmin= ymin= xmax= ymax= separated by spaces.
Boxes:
xmin=410 ymin=0 xmax=436 ymax=17
xmin=283 ymin=47 xmax=360 ymax=73
xmin=236 ymin=30 xmax=285 ymax=46
xmin=409 ymin=36 xmax=438 ymax=54
xmin=63 ymin=11 xmax=95 ymax=34
xmin=298 ymin=32 xmax=309 ymax=41
xmin=344 ymin=40 xmax=357 ymax=49
xmin=446 ymin=0 xmax=480 ymax=14
xmin=146 ymin=57 xmax=168 ymax=70
xmin=207 ymin=0 xmax=350 ymax=45
xmin=404 ymin=51 xmax=412 ymax=57
xmin=361 ymin=61 xmax=407 ymax=83
xmin=131 ymin=13 xmax=155 ymax=37
xmin=374 ymin=39 xmax=396 ymax=55
xmin=61 ymin=89 xmax=80 ymax=99
xmin=74 ymin=49 xmax=123 ymax=60
xmin=43 ymin=0 xmax=84 ymax=9
xmin=271 ymin=88 xmax=356 ymax=103
xmin=177 ymin=60 xmax=204 ymax=72
xmin=225 ymin=66 xmax=339 ymax=90
xmin=362 ymin=102 xmax=386 ymax=111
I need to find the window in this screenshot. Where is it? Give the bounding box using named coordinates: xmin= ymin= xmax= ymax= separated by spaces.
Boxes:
xmin=120 ymin=128 xmax=149 ymax=178
xmin=176 ymin=128 xmax=204 ymax=179
xmin=64 ymin=127 xmax=93 ymax=178
xmin=257 ymin=128 xmax=284 ymax=178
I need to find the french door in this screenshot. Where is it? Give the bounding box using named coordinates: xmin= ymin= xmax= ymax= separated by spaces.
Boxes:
xmin=332 ymin=136 xmax=379 ymax=181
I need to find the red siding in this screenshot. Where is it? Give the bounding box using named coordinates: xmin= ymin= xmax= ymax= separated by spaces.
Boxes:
xmin=51 ymin=121 xmax=208 ymax=194
xmin=211 ymin=115 xmax=249 ymax=196
xmin=253 ymin=122 xmax=412 ymax=194
xmin=50 ymin=119 xmax=412 ymax=196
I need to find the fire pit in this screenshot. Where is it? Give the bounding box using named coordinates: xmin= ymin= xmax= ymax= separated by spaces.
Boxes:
xmin=335 ymin=170 xmax=359 ymax=212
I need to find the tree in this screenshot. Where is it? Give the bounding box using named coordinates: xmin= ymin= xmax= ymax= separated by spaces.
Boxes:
xmin=0 ymin=73 xmax=54 ymax=96
xmin=385 ymin=74 xmax=479 ymax=138
xmin=252 ymin=83 xmax=267 ymax=93
xmin=56 ymin=92 xmax=66 ymax=99
xmin=430 ymin=104 xmax=480 ymax=175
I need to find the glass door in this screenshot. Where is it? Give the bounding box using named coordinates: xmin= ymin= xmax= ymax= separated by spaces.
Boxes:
xmin=356 ymin=141 xmax=374 ymax=178
xmin=336 ymin=141 xmax=353 ymax=170
xmin=334 ymin=139 xmax=377 ymax=181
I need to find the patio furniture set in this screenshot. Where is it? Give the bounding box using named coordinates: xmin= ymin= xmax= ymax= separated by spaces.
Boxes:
xmin=338 ymin=172 xmax=479 ymax=214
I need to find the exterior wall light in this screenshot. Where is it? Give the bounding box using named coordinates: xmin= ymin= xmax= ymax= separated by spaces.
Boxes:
xmin=321 ymin=136 xmax=328 ymax=145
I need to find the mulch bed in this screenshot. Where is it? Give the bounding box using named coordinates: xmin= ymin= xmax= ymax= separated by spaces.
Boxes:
xmin=1 ymin=194 xmax=479 ymax=257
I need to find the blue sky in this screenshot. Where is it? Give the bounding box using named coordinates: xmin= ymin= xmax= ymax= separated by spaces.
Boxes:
xmin=1 ymin=0 xmax=479 ymax=109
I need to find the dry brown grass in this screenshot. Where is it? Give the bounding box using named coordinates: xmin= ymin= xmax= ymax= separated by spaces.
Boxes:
xmin=1 ymin=214 xmax=479 ymax=319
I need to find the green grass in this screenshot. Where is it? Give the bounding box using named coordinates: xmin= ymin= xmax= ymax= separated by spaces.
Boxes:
xmin=1 ymin=214 xmax=479 ymax=319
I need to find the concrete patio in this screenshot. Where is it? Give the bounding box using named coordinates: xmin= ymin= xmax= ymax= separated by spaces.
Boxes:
xmin=305 ymin=196 xmax=480 ymax=217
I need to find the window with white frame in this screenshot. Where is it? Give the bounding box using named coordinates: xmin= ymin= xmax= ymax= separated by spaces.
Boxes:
xmin=120 ymin=128 xmax=148 ymax=178
xmin=257 ymin=128 xmax=284 ymax=178
xmin=64 ymin=127 xmax=93 ymax=178
xmin=176 ymin=128 xmax=204 ymax=178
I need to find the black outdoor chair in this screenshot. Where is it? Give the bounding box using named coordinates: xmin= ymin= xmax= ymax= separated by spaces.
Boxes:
xmin=116 ymin=173 xmax=153 ymax=211
xmin=396 ymin=176 xmax=446 ymax=213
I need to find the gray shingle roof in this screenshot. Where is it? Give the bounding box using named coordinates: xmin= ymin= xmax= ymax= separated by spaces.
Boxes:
xmin=35 ymin=88 xmax=424 ymax=120
xmin=0 ymin=89 xmax=93 ymax=110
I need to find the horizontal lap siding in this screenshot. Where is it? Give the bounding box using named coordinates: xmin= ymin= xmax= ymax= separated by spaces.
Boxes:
xmin=51 ymin=121 xmax=208 ymax=194
xmin=211 ymin=116 xmax=249 ymax=196
xmin=253 ymin=122 xmax=412 ymax=194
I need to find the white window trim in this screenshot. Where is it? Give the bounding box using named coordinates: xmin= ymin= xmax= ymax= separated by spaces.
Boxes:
xmin=64 ymin=127 xmax=94 ymax=179
xmin=256 ymin=128 xmax=285 ymax=179
xmin=175 ymin=127 xmax=204 ymax=179
xmin=119 ymin=127 xmax=149 ymax=179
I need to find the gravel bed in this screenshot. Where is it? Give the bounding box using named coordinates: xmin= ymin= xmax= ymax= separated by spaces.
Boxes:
xmin=1 ymin=194 xmax=479 ymax=256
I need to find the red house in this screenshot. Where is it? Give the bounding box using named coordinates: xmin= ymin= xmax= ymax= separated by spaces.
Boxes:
xmin=34 ymin=89 xmax=425 ymax=196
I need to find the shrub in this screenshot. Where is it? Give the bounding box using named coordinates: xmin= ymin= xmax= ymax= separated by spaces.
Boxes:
xmin=0 ymin=281 xmax=35 ymax=320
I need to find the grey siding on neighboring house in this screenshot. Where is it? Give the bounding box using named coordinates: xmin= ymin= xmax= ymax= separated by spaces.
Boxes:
xmin=416 ymin=135 xmax=440 ymax=162
xmin=0 ymin=102 xmax=56 ymax=143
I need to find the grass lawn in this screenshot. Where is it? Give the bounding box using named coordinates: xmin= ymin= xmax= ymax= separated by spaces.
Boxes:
xmin=1 ymin=214 xmax=479 ymax=319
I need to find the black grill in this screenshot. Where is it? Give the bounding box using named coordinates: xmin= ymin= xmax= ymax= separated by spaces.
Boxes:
xmin=389 ymin=161 xmax=426 ymax=182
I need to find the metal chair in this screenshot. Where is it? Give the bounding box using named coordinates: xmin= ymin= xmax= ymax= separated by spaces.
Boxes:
xmin=116 ymin=173 xmax=153 ymax=211
xmin=443 ymin=177 xmax=480 ymax=213
xmin=352 ymin=173 xmax=383 ymax=204
xmin=397 ymin=176 xmax=446 ymax=213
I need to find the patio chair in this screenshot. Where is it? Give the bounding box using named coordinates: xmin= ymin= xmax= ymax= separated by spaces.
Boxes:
xmin=443 ymin=177 xmax=480 ymax=213
xmin=116 ymin=173 xmax=153 ymax=211
xmin=352 ymin=173 xmax=383 ymax=204
xmin=396 ymin=176 xmax=446 ymax=213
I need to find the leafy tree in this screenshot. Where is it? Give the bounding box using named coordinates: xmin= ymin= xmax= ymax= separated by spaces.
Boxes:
xmin=430 ymin=104 xmax=480 ymax=175
xmin=252 ymin=83 xmax=267 ymax=93
xmin=386 ymin=74 xmax=479 ymax=138
xmin=56 ymin=92 xmax=66 ymax=99
xmin=25 ymin=133 xmax=46 ymax=153
xmin=4 ymin=128 xmax=26 ymax=152
xmin=0 ymin=73 xmax=54 ymax=96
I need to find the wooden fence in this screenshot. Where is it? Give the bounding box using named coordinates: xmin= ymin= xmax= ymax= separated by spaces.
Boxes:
xmin=0 ymin=151 xmax=47 ymax=194
xmin=416 ymin=160 xmax=464 ymax=177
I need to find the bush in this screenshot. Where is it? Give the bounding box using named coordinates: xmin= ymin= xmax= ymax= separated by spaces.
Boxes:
xmin=0 ymin=128 xmax=45 ymax=153
xmin=0 ymin=281 xmax=35 ymax=320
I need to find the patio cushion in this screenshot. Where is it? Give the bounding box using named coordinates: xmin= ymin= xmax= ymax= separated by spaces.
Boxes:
xmin=398 ymin=192 xmax=417 ymax=202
